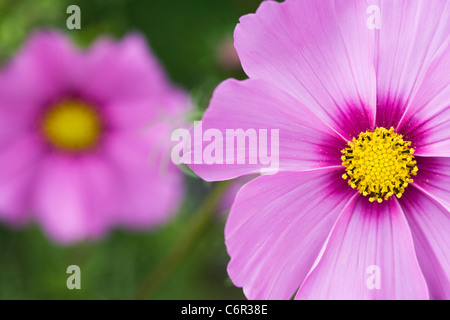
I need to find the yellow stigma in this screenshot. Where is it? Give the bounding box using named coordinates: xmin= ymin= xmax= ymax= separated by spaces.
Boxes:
xmin=341 ymin=127 xmax=418 ymax=203
xmin=42 ymin=100 xmax=102 ymax=152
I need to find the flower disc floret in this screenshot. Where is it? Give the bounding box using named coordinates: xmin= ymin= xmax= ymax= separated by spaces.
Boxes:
xmin=341 ymin=127 xmax=418 ymax=203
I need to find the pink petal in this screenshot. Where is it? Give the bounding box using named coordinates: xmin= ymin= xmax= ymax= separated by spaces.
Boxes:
xmin=31 ymin=154 xmax=117 ymax=244
xmin=0 ymin=134 xmax=43 ymax=224
xmin=0 ymin=170 xmax=34 ymax=226
xmin=0 ymin=30 xmax=84 ymax=107
xmin=189 ymin=79 xmax=346 ymax=181
xmin=225 ymin=167 xmax=355 ymax=300
xmin=413 ymin=157 xmax=450 ymax=211
xmin=103 ymin=132 xmax=184 ymax=228
xmin=0 ymin=31 xmax=84 ymax=149
xmin=0 ymin=106 xmax=34 ymax=150
xmin=396 ymin=41 xmax=450 ymax=157
xmin=105 ymin=88 xmax=189 ymax=131
xmin=83 ymin=34 xmax=180 ymax=105
xmin=376 ymin=0 xmax=449 ymax=129
xmin=234 ymin=0 xmax=376 ymax=139
xmin=82 ymin=33 xmax=190 ymax=130
xmin=296 ymin=196 xmax=429 ymax=300
xmin=399 ymin=186 xmax=450 ymax=299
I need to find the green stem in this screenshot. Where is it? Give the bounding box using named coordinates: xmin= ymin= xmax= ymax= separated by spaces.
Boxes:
xmin=133 ymin=180 xmax=231 ymax=300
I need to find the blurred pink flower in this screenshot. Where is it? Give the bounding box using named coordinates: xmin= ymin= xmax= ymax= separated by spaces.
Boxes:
xmin=190 ymin=0 xmax=450 ymax=299
xmin=215 ymin=36 xmax=242 ymax=71
xmin=0 ymin=30 xmax=189 ymax=243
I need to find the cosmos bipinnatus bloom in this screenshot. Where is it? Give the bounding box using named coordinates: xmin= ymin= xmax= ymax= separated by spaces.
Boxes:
xmin=189 ymin=0 xmax=450 ymax=299
xmin=0 ymin=31 xmax=189 ymax=244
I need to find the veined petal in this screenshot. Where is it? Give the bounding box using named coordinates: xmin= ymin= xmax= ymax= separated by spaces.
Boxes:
xmin=413 ymin=157 xmax=450 ymax=212
xmin=225 ymin=167 xmax=355 ymax=300
xmin=399 ymin=186 xmax=450 ymax=300
xmin=397 ymin=41 xmax=450 ymax=157
xmin=296 ymin=196 xmax=429 ymax=300
xmin=375 ymin=0 xmax=449 ymax=129
xmin=189 ymin=79 xmax=346 ymax=181
xmin=235 ymin=0 xmax=377 ymax=139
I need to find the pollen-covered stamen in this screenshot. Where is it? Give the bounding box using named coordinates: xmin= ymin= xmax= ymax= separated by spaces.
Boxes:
xmin=42 ymin=100 xmax=102 ymax=152
xmin=341 ymin=127 xmax=418 ymax=203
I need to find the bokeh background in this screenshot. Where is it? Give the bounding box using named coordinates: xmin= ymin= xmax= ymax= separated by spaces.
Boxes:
xmin=0 ymin=0 xmax=266 ymax=300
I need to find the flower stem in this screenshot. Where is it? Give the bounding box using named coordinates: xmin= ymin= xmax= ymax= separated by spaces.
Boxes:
xmin=133 ymin=180 xmax=231 ymax=300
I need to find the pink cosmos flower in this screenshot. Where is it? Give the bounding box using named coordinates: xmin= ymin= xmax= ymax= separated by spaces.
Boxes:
xmin=0 ymin=31 xmax=189 ymax=244
xmin=189 ymin=0 xmax=450 ymax=299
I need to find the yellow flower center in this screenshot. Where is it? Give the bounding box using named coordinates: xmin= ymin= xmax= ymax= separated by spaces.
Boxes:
xmin=42 ymin=100 xmax=102 ymax=152
xmin=341 ymin=127 xmax=418 ymax=203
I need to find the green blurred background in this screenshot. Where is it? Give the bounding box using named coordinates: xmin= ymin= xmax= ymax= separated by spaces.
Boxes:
xmin=0 ymin=0 xmax=266 ymax=300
